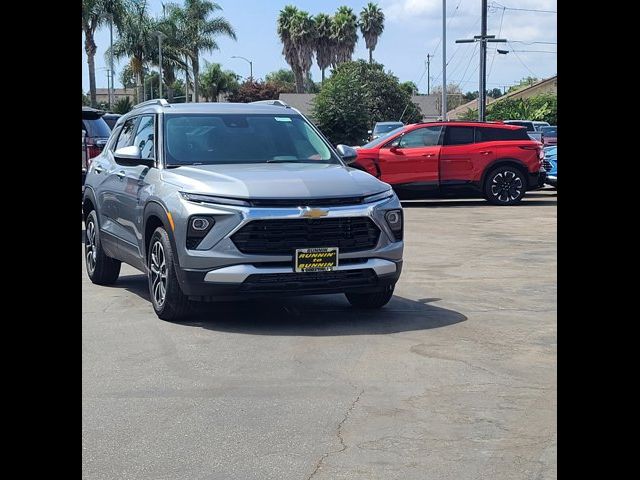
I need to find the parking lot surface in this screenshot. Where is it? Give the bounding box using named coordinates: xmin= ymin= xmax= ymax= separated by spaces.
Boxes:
xmin=82 ymin=190 xmax=557 ymax=480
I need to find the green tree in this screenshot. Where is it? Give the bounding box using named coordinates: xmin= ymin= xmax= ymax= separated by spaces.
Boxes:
xmin=359 ymin=3 xmax=384 ymax=63
xmin=277 ymin=5 xmax=303 ymax=93
xmin=82 ymin=90 xmax=91 ymax=106
xmin=488 ymin=87 xmax=503 ymax=99
xmin=459 ymin=93 xmax=557 ymax=124
xmin=109 ymin=0 xmax=154 ymax=103
xmin=431 ymin=83 xmax=464 ymax=114
xmin=82 ymin=0 xmax=127 ymax=107
xmin=314 ymin=13 xmax=335 ymax=83
xmin=400 ymin=81 xmax=418 ymax=96
xmin=290 ymin=10 xmax=316 ymax=93
xmin=332 ymin=7 xmax=358 ymax=65
xmin=113 ymin=96 xmax=133 ymax=114
xmin=508 ymin=76 xmax=539 ymax=93
xmin=119 ymin=63 xmax=138 ymax=89
xmin=199 ymin=62 xmax=240 ymax=101
xmin=169 ymin=0 xmax=236 ymax=102
xmin=313 ymin=60 xmax=422 ymax=145
xmin=227 ymin=80 xmax=282 ymax=103
xmin=265 ymin=69 xmax=296 ymax=92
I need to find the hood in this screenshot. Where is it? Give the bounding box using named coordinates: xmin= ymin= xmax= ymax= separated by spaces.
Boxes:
xmin=161 ymin=162 xmax=388 ymax=199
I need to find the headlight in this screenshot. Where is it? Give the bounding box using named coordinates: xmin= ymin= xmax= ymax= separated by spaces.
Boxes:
xmin=186 ymin=215 xmax=216 ymax=249
xmin=385 ymin=209 xmax=403 ymax=240
xmin=180 ymin=192 xmax=250 ymax=207
xmin=364 ymin=189 xmax=394 ymax=203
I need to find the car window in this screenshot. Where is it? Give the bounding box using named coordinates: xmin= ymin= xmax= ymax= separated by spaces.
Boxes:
xmin=395 ymin=126 xmax=443 ymax=148
xmin=116 ymin=118 xmax=137 ymax=150
xmin=164 ymin=114 xmax=340 ymax=165
xmin=107 ymin=126 xmax=122 ymax=152
xmin=83 ymin=117 xmax=111 ymax=138
xmin=362 ymin=126 xmax=405 ymax=148
xmin=444 ymin=126 xmax=474 ymax=146
xmin=374 ymin=123 xmax=403 ymax=134
xmin=133 ymin=115 xmax=155 ymax=159
xmin=475 ymin=127 xmax=530 ymax=142
xmin=541 ymin=126 xmax=557 ymax=136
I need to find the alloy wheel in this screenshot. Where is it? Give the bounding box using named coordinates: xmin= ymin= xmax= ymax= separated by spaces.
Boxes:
xmin=150 ymin=240 xmax=167 ymax=307
xmin=85 ymin=220 xmax=97 ymax=275
xmin=490 ymin=170 xmax=523 ymax=203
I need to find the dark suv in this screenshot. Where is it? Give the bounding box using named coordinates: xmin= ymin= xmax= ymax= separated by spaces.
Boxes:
xmin=353 ymin=121 xmax=546 ymax=205
xmin=82 ymin=107 xmax=111 ymax=184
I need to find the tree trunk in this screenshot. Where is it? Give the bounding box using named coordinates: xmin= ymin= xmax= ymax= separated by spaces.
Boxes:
xmin=321 ymin=68 xmax=325 ymax=84
xmin=294 ymin=67 xmax=304 ymax=93
xmin=136 ymin=71 xmax=143 ymax=104
xmin=192 ymin=55 xmax=200 ymax=103
xmin=84 ymin=32 xmax=98 ymax=107
xmin=369 ymin=48 xmax=373 ymax=64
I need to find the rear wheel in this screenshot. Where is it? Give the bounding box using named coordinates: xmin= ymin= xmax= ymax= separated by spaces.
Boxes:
xmin=85 ymin=210 xmax=121 ymax=285
xmin=345 ymin=285 xmax=395 ymax=309
xmin=483 ymin=166 xmax=526 ymax=205
xmin=148 ymin=227 xmax=190 ymax=321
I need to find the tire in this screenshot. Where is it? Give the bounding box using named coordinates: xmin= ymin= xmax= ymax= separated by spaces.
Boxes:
xmin=85 ymin=210 xmax=121 ymax=285
xmin=345 ymin=284 xmax=395 ymax=309
xmin=483 ymin=165 xmax=527 ymax=205
xmin=147 ymin=227 xmax=190 ymax=321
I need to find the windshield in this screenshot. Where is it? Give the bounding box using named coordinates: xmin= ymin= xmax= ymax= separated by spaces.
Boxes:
xmin=83 ymin=118 xmax=111 ymax=138
xmin=362 ymin=126 xmax=404 ymax=149
xmin=541 ymin=126 xmax=557 ymax=136
xmin=374 ymin=123 xmax=403 ymax=134
xmin=164 ymin=114 xmax=340 ymax=166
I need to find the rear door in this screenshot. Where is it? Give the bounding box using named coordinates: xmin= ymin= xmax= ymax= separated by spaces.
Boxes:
xmin=440 ymin=126 xmax=495 ymax=186
xmin=376 ymin=125 xmax=443 ymax=189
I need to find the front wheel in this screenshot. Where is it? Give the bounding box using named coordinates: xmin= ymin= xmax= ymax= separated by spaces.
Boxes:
xmin=483 ymin=166 xmax=526 ymax=205
xmin=345 ymin=285 xmax=395 ymax=309
xmin=148 ymin=227 xmax=190 ymax=321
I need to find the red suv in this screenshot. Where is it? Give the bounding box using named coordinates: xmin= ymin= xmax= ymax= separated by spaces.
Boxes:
xmin=353 ymin=121 xmax=546 ymax=205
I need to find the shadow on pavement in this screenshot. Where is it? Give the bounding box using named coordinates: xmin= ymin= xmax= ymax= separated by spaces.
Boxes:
xmin=112 ymin=273 xmax=467 ymax=336
xmin=402 ymin=198 xmax=556 ymax=208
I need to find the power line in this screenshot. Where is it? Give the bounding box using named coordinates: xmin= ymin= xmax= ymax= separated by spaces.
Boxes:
xmin=487 ymin=5 xmax=506 ymax=78
xmin=510 ymin=49 xmax=557 ymax=54
xmin=428 ymin=0 xmax=465 ymax=59
xmin=510 ymin=40 xmax=557 ymax=45
xmin=489 ymin=2 xmax=557 ymax=13
xmin=507 ymin=41 xmax=538 ymax=78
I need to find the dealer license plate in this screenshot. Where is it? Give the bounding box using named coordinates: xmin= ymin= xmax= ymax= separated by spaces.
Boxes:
xmin=295 ymin=247 xmax=339 ymax=273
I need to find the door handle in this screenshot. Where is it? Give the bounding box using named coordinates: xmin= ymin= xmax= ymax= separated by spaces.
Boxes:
xmin=479 ymin=151 xmax=492 ymax=155
xmin=421 ymin=153 xmax=436 ymax=157
xmin=116 ymin=170 xmax=126 ymax=180
xmin=94 ymin=165 xmax=103 ymax=174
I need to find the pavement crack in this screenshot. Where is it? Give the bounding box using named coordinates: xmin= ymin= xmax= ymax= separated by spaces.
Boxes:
xmin=306 ymin=388 xmax=364 ymax=480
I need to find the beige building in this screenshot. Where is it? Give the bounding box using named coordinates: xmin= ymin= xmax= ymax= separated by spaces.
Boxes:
xmin=94 ymin=88 xmax=136 ymax=105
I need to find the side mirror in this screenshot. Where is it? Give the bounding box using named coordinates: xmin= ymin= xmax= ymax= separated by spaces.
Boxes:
xmin=336 ymin=144 xmax=358 ymax=164
xmin=114 ymin=146 xmax=154 ymax=167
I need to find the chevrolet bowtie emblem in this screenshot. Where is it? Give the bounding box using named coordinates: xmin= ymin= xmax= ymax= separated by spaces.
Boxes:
xmin=300 ymin=207 xmax=328 ymax=218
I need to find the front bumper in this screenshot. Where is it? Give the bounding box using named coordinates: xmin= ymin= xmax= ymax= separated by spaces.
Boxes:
xmin=546 ymin=175 xmax=557 ymax=187
xmin=179 ymin=259 xmax=403 ymax=300
xmin=528 ymin=170 xmax=547 ymax=190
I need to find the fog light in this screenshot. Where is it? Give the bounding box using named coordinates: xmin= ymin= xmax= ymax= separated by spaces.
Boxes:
xmin=192 ymin=217 xmax=210 ymax=231
xmin=385 ymin=209 xmax=403 ymax=241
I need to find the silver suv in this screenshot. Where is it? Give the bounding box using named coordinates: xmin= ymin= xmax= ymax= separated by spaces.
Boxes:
xmin=83 ymin=99 xmax=404 ymax=320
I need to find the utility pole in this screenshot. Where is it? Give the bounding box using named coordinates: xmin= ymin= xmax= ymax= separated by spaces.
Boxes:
xmin=109 ymin=15 xmax=114 ymax=111
xmin=155 ymin=31 xmax=167 ymax=99
xmin=455 ymin=0 xmax=506 ymax=121
xmin=426 ymin=54 xmax=432 ymax=95
xmin=231 ymin=56 xmax=253 ymax=82
xmin=442 ymin=0 xmax=447 ymax=121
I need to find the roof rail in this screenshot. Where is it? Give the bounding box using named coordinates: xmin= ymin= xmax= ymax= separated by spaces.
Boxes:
xmin=250 ymin=99 xmax=290 ymax=107
xmin=133 ymin=98 xmax=171 ymax=109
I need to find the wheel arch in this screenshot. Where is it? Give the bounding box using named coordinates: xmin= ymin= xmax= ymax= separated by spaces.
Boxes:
xmin=143 ymin=201 xmax=181 ymax=269
xmin=82 ymin=186 xmax=97 ymax=221
xmin=481 ymin=158 xmax=529 ymax=189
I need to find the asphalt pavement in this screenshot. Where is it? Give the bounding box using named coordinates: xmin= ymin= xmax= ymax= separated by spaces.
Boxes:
xmin=82 ymin=189 xmax=557 ymax=480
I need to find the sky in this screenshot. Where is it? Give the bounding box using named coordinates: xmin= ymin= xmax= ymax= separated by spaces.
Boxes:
xmin=81 ymin=0 xmax=557 ymax=95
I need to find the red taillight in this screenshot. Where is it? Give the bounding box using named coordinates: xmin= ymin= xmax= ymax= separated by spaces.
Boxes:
xmin=87 ymin=144 xmax=101 ymax=160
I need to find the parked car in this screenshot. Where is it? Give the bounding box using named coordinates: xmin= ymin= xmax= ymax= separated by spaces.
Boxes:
xmin=102 ymin=113 xmax=121 ymax=130
xmin=82 ymin=106 xmax=111 ymax=184
xmin=543 ymin=146 xmax=557 ymax=188
xmin=540 ymin=126 xmax=557 ymax=147
xmin=83 ymin=99 xmax=404 ymax=320
xmin=502 ymin=120 xmax=542 ymax=142
xmin=353 ymin=121 xmax=546 ymax=205
xmin=368 ymin=121 xmax=404 ymax=142
xmin=532 ymin=121 xmax=551 ymax=131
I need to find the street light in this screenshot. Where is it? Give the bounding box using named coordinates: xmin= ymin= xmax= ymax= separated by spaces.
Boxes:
xmin=154 ymin=31 xmax=168 ymax=98
xmin=231 ymin=55 xmax=253 ymax=82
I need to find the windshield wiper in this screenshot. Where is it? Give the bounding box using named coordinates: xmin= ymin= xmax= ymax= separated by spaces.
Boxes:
xmin=265 ymin=159 xmax=301 ymax=163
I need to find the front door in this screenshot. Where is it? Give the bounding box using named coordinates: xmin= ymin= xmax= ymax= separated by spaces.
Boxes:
xmin=377 ymin=126 xmax=443 ymax=191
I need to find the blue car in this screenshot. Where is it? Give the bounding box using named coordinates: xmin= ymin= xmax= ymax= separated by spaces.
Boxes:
xmin=543 ymin=146 xmax=557 ymax=188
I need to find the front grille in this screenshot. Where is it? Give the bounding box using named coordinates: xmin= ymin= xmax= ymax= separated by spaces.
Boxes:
xmin=543 ymin=160 xmax=552 ymax=171
xmin=249 ymin=196 xmax=363 ymax=207
xmin=240 ymin=269 xmax=377 ymax=292
xmin=231 ymin=217 xmax=380 ymax=255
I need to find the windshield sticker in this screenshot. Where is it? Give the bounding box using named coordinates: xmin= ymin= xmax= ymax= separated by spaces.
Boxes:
xmin=275 ymin=117 xmax=292 ymax=122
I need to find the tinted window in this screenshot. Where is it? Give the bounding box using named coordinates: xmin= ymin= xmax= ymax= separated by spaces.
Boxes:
xmin=395 ymin=126 xmax=443 ymax=148
xmin=374 ymin=123 xmax=403 ymax=134
xmin=476 ymin=127 xmax=530 ymax=142
xmin=133 ymin=115 xmax=155 ymax=159
xmin=362 ymin=126 xmax=404 ymax=148
xmin=541 ymin=126 xmax=557 ymax=136
xmin=116 ymin=118 xmax=137 ymax=150
xmin=164 ymin=114 xmax=339 ymax=165
xmin=82 ymin=117 xmax=112 ymax=138
xmin=444 ymin=126 xmax=474 ymax=146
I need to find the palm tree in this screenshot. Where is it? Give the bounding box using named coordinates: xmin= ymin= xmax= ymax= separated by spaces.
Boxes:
xmin=290 ymin=11 xmax=316 ymax=93
xmin=277 ymin=5 xmax=304 ymax=93
xmin=108 ymin=0 xmax=154 ymax=103
xmin=170 ymin=0 xmax=236 ymax=103
xmin=147 ymin=16 xmax=189 ymax=102
xmin=199 ymin=62 xmax=240 ymax=101
xmin=359 ymin=3 xmax=384 ymax=63
xmin=332 ymin=6 xmax=358 ymax=65
xmin=314 ymin=13 xmax=334 ymax=83
xmin=82 ymin=0 xmax=127 ymax=107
